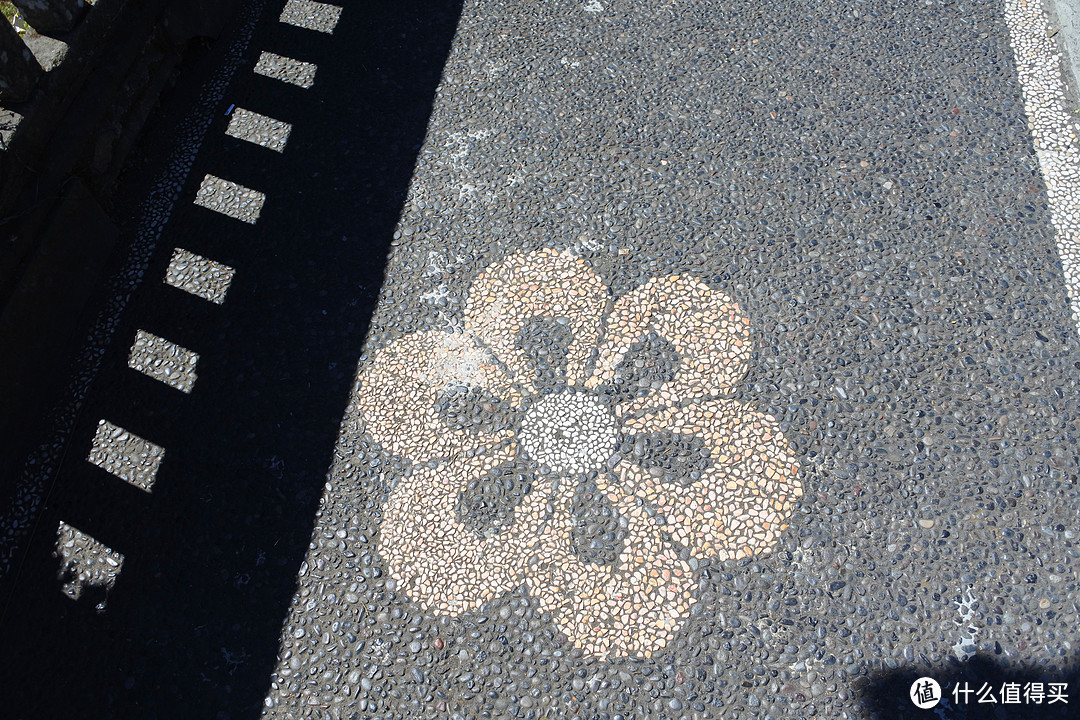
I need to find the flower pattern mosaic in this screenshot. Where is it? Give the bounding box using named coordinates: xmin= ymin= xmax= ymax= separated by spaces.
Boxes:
xmin=355 ymin=249 xmax=802 ymax=657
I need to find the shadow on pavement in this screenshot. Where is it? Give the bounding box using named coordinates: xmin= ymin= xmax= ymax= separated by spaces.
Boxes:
xmin=857 ymin=653 xmax=1079 ymax=720
xmin=0 ymin=1 xmax=463 ymax=717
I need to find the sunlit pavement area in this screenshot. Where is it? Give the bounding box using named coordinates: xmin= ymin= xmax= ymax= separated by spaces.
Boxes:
xmin=2 ymin=0 xmax=1080 ymax=718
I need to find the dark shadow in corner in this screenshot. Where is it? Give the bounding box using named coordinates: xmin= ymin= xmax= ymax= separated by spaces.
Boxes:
xmin=0 ymin=1 xmax=463 ymax=718
xmin=856 ymin=653 xmax=1079 ymax=720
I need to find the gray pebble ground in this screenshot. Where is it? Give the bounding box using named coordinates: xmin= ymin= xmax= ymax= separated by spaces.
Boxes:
xmin=3 ymin=0 xmax=1080 ymax=718
xmin=262 ymin=0 xmax=1080 ymax=717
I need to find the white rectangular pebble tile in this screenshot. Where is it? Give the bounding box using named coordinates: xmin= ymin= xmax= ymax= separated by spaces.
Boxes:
xmin=253 ymin=51 xmax=318 ymax=89
xmin=193 ymin=174 xmax=266 ymax=224
xmin=225 ymin=107 xmax=293 ymax=153
xmin=87 ymin=420 xmax=165 ymax=493
xmin=127 ymin=329 xmax=200 ymax=393
xmin=278 ymin=0 xmax=342 ymax=34
xmin=54 ymin=521 xmax=125 ymax=602
xmin=164 ymin=248 xmax=235 ymax=304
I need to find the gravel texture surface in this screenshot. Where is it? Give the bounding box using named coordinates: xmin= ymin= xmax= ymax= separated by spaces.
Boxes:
xmin=164 ymin=247 xmax=237 ymax=304
xmin=2 ymin=0 xmax=1079 ymax=718
xmin=127 ymin=329 xmax=200 ymax=394
xmin=261 ymin=0 xmax=1080 ymax=717
xmin=86 ymin=419 xmax=166 ymax=492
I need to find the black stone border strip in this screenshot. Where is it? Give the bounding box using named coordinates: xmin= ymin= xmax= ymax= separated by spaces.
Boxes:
xmin=0 ymin=0 xmax=267 ymax=587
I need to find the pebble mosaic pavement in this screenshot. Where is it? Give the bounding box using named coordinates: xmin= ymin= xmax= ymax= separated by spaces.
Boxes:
xmin=163 ymin=247 xmax=237 ymax=304
xmin=2 ymin=0 xmax=1080 ymax=718
xmin=86 ymin=419 xmax=166 ymax=493
xmin=358 ymin=251 xmax=801 ymax=657
xmin=53 ymin=521 xmax=125 ymax=604
xmin=263 ymin=0 xmax=1080 ymax=716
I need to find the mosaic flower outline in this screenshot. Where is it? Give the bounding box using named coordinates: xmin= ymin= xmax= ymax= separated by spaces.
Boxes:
xmin=356 ymin=248 xmax=801 ymax=656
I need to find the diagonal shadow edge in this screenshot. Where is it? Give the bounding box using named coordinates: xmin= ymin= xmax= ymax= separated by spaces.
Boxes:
xmin=0 ymin=1 xmax=467 ymax=718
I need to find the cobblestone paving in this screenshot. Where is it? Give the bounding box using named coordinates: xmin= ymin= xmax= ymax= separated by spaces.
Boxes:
xmin=3 ymin=0 xmax=1080 ymax=718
